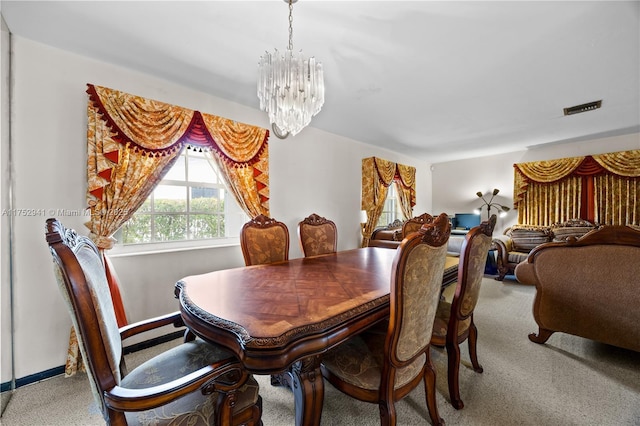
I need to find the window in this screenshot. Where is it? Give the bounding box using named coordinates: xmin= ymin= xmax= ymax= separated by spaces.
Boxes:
xmin=117 ymin=148 xmax=247 ymax=248
xmin=376 ymin=183 xmax=401 ymax=227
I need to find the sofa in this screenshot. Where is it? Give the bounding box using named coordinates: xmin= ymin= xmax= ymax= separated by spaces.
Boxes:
xmin=514 ymin=225 xmax=640 ymax=353
xmin=492 ymin=218 xmax=597 ymax=281
xmin=368 ymin=214 xmax=464 ymax=287
xmin=368 ymin=216 xmax=465 ymax=256
xmin=368 ymin=219 xmax=404 ymax=249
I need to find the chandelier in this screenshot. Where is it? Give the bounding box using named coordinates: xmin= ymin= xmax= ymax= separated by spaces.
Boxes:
xmin=257 ymin=0 xmax=324 ymax=139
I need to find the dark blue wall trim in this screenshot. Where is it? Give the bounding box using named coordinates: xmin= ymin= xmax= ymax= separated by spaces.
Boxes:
xmin=0 ymin=331 xmax=183 ymax=392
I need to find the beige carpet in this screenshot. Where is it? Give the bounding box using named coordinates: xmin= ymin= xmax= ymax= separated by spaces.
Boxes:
xmin=2 ymin=278 xmax=639 ymax=425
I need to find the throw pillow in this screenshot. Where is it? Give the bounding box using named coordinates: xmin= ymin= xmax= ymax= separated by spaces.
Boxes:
xmin=550 ymin=219 xmax=596 ymax=242
xmin=508 ymin=225 xmax=552 ymax=252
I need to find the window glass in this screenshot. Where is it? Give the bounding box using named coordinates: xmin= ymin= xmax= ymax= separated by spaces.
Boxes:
xmin=117 ymin=148 xmax=246 ymax=247
xmin=377 ymin=183 xmax=401 ymax=227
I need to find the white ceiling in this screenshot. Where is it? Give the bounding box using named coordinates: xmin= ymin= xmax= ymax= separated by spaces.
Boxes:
xmin=2 ymin=1 xmax=639 ymax=163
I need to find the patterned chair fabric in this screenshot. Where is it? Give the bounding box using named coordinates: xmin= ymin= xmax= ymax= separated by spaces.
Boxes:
xmin=240 ymin=214 xmax=290 ymax=266
xmin=321 ymin=212 xmax=451 ymax=426
xmin=401 ymin=212 xmax=434 ymax=239
xmin=431 ymin=214 xmax=497 ymax=410
xmin=298 ymin=213 xmax=338 ymax=257
xmin=46 ymin=218 xmax=262 ymax=426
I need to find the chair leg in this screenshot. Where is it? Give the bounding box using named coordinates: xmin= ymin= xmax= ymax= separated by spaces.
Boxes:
xmin=423 ymin=350 xmax=445 ymax=426
xmin=377 ymin=370 xmax=396 ymax=426
xmin=445 ymin=340 xmax=463 ymax=410
xmin=378 ymin=399 xmax=396 ymax=426
xmin=467 ymin=322 xmax=483 ymax=374
xmin=494 ymin=265 xmax=507 ymax=281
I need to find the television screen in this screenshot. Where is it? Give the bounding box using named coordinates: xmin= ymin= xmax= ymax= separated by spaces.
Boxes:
xmin=453 ymin=213 xmax=481 ymax=230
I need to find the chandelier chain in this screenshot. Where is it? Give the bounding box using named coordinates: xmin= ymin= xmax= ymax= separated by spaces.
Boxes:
xmin=288 ymin=0 xmax=294 ymax=51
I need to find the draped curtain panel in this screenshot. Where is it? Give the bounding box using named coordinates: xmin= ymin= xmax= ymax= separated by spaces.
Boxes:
xmin=63 ymin=84 xmax=270 ymax=376
xmin=361 ymin=157 xmax=416 ymax=247
xmin=395 ymin=163 xmax=416 ymax=220
xmin=514 ymin=149 xmax=640 ymax=226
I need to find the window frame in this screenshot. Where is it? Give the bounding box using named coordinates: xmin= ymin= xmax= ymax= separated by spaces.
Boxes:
xmin=376 ymin=182 xmax=402 ymax=227
xmin=111 ymin=148 xmax=248 ymax=255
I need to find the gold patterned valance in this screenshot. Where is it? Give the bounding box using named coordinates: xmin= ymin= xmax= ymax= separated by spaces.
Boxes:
xmin=514 ymin=149 xmax=640 ymax=208
xmin=516 ymin=156 xmax=585 ymax=183
xmin=361 ymin=157 xmax=416 ymax=211
xmin=593 ymin=150 xmax=640 ymax=177
xmin=513 ymin=149 xmax=640 ymax=226
xmin=86 ymin=84 xmax=270 ymax=210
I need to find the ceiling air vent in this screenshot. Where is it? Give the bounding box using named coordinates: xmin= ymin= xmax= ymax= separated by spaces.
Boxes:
xmin=563 ymin=100 xmax=602 ymax=116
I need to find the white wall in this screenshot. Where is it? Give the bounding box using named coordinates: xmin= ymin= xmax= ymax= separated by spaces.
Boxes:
xmin=431 ymin=132 xmax=640 ymax=234
xmin=8 ymin=33 xmax=639 ymax=382
xmin=7 ymin=36 xmax=432 ymax=378
xmin=1 ymin=15 xmax=12 ymax=389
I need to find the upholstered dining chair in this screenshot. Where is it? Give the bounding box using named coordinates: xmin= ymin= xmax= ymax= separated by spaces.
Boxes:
xmin=430 ymin=214 xmax=497 ymax=410
xmin=45 ymin=218 xmax=262 ymax=426
xmin=321 ymin=213 xmax=451 ymax=426
xmin=402 ymin=212 xmax=435 ymax=239
xmin=240 ymin=214 xmax=290 ymax=266
xmin=297 ymin=213 xmax=337 ymax=257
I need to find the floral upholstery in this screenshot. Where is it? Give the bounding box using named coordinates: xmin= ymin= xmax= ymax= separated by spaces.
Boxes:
xmin=52 ymin=264 xmax=104 ymax=410
xmin=321 ymin=213 xmax=451 ymax=426
xmin=122 ymin=341 xmax=260 ymax=426
xmin=430 ymin=215 xmax=496 ymax=410
xmin=432 ymin=231 xmax=491 ymax=340
xmin=298 ymin=213 xmax=337 ymax=257
xmin=401 ymin=212 xmax=434 ymax=239
xmin=396 ymin=244 xmax=447 ymax=360
xmin=240 ymin=214 xmax=290 ymax=266
xmin=53 ymin=243 xmax=123 ymax=411
xmin=432 ymin=300 xmax=470 ymax=338
xmin=320 ymin=331 xmax=426 ymax=390
xmin=75 ymin=246 xmax=124 ymax=382
xmin=47 ymin=219 xmax=261 ymax=425
xmin=242 ymin=226 xmax=288 ymax=264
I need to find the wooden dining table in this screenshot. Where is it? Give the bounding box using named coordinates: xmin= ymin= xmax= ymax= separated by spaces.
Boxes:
xmin=174 ymin=246 xmax=455 ymax=426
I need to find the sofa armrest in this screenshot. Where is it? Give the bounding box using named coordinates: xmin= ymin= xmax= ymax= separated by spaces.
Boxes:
xmin=492 ymin=236 xmax=512 ymax=261
xmin=514 ymin=260 xmax=536 ymax=286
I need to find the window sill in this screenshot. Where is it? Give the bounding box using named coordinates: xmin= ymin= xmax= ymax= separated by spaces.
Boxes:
xmin=108 ymin=238 xmax=240 ymax=258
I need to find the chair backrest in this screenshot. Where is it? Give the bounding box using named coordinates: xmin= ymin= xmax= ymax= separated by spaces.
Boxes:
xmin=45 ymin=218 xmax=122 ymax=418
xmin=388 ymin=212 xmax=451 ymax=367
xmin=451 ymin=215 xmax=497 ymax=325
xmin=402 ymin=213 xmax=434 ymax=239
xmin=240 ymin=214 xmax=290 ymax=266
xmin=297 ymin=213 xmax=337 ymax=257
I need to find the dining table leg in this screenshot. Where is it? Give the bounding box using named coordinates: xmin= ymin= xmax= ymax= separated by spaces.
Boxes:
xmin=287 ymin=355 xmax=324 ymax=426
